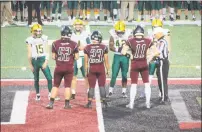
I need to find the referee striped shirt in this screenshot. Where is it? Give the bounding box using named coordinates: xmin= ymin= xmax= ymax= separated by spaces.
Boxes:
xmin=158 ymin=38 xmax=169 ymax=59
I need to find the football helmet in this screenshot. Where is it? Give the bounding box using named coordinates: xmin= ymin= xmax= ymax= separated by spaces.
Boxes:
xmin=91 ymin=31 xmax=102 ymax=43
xmin=61 ymin=25 xmax=72 ymax=39
xmin=133 ymin=25 xmax=144 ymax=36
xmin=73 ymin=19 xmax=84 ymax=33
xmin=31 ymin=24 xmax=42 ymax=38
xmin=152 ymin=19 xmax=163 ymax=28
xmin=114 ymin=20 xmax=125 ymax=37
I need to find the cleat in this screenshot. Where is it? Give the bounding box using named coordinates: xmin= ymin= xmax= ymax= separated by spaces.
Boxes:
xmin=107 ymin=92 xmax=113 ymax=97
xmin=46 ymin=103 xmax=53 ymax=109
xmin=146 ymin=103 xmax=151 ymax=109
xmin=126 ymin=103 xmax=134 ymax=109
xmin=122 ymin=92 xmax=127 ymax=98
xmin=163 ymin=18 xmax=166 ymax=21
xmin=35 ymin=94 xmax=40 ymax=101
xmin=71 ymin=94 xmax=75 ymax=100
xmin=159 ymin=100 xmax=165 ymax=104
xmin=84 ymin=102 xmax=92 ymax=108
xmin=102 ymin=101 xmax=108 ymax=109
xmin=169 ymin=16 xmax=174 ymax=21
xmin=51 ymin=17 xmax=54 ymax=22
xmin=192 ymin=17 xmax=196 ymax=21
xmin=64 ymin=104 xmax=72 ymax=109
xmin=185 ymin=15 xmax=188 ymax=20
xmin=141 ymin=18 xmax=144 ymax=21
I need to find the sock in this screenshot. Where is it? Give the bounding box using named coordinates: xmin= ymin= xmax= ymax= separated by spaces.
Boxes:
xmin=138 ymin=15 xmax=141 ymax=20
xmin=71 ymin=89 xmax=76 ymax=94
xmin=193 ymin=15 xmax=195 ymax=18
xmin=68 ymin=16 xmax=71 ymax=20
xmin=72 ymin=17 xmax=75 ymax=20
xmin=149 ymin=75 xmax=153 ymax=84
xmin=144 ymin=83 xmax=151 ymax=105
xmin=160 ymin=15 xmax=163 ymax=20
xmin=50 ymin=97 xmax=55 ymax=105
xmin=109 ymin=87 xmax=113 ymax=93
xmin=52 ymin=14 xmax=55 ymax=17
xmin=170 ymin=8 xmax=174 ymax=18
xmin=113 ymin=9 xmax=118 ymax=16
xmin=41 ymin=16 xmax=44 ymax=20
xmin=122 ymin=88 xmax=127 ymax=93
xmin=129 ymin=84 xmax=137 ymax=105
xmin=65 ymin=99 xmax=70 ymax=106
xmin=145 ymin=15 xmax=149 ymax=21
xmin=58 ymin=14 xmax=61 ymax=17
xmin=163 ymin=8 xmax=166 ymax=18
xmin=36 ymin=93 xmax=40 ymax=96
xmin=95 ymin=14 xmax=99 ymax=19
xmin=87 ymin=10 xmax=90 ymax=19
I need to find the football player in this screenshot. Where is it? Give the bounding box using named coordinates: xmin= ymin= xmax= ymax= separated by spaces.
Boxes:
xmin=46 ymin=26 xmax=79 ymax=109
xmin=26 ymin=24 xmax=52 ymax=101
xmin=139 ymin=18 xmax=169 ymax=98
xmin=108 ymin=20 xmax=132 ymax=98
xmin=84 ymin=31 xmax=110 ymax=108
xmin=124 ymin=25 xmax=155 ymax=109
xmin=70 ymin=19 xmax=91 ymax=99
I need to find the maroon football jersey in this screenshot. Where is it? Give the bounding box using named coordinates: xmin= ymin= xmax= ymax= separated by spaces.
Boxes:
xmin=84 ymin=44 xmax=108 ymax=64
xmin=52 ymin=39 xmax=78 ymax=68
xmin=127 ymin=37 xmax=152 ymax=61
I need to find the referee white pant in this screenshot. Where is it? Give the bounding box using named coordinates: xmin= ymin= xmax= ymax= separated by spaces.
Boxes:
xmin=156 ymin=58 xmax=169 ymax=101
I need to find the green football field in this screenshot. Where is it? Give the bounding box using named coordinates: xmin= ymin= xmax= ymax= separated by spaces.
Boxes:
xmin=1 ymin=25 xmax=201 ymax=79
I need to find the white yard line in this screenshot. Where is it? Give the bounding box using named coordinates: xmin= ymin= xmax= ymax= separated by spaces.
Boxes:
xmin=169 ymin=90 xmax=201 ymax=123
xmin=95 ymin=81 xmax=105 ymax=132
xmin=1 ymin=91 xmax=30 ymax=125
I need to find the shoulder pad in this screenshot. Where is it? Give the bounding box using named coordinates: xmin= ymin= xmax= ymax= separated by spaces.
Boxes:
xmin=109 ymin=29 xmax=115 ymax=36
xmin=41 ymin=35 xmax=48 ymax=41
xmin=25 ymin=36 xmax=34 ymax=44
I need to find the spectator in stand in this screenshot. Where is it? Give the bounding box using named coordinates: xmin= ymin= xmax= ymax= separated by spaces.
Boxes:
xmin=41 ymin=1 xmax=51 ymax=22
xmin=67 ymin=1 xmax=78 ymax=21
xmin=120 ymin=0 xmax=135 ymax=22
xmin=1 ymin=1 xmax=17 ymax=27
xmin=190 ymin=1 xmax=200 ymax=21
xmin=13 ymin=1 xmax=24 ymax=22
xmin=52 ymin=1 xmax=62 ymax=21
xmin=162 ymin=1 xmax=175 ymax=21
xmin=175 ymin=1 xmax=189 ymax=20
xmin=27 ymin=1 xmax=43 ymax=26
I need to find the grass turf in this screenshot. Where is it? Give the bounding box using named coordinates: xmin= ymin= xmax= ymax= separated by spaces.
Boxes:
xmin=1 ymin=25 xmax=201 ymax=78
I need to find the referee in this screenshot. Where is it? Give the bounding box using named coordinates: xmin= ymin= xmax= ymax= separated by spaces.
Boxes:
xmin=153 ymin=27 xmax=170 ymax=104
